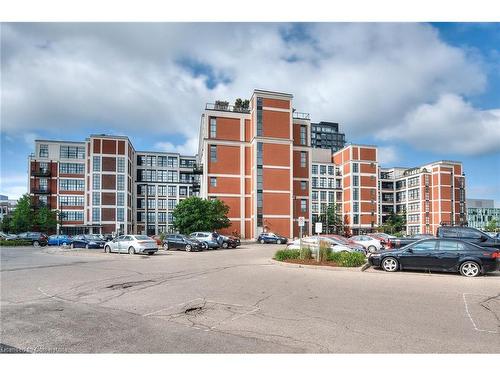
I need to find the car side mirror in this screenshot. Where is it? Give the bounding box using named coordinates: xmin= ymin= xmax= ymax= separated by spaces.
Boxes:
xmin=406 ymin=248 xmax=413 ymax=253
xmin=480 ymin=235 xmax=488 ymax=242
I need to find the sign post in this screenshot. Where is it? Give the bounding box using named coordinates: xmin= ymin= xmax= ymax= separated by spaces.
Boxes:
xmin=314 ymin=222 xmax=323 ymax=261
xmin=298 ymin=216 xmax=305 ymax=251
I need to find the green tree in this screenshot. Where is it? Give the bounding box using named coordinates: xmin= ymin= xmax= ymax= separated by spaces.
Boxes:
xmin=1 ymin=215 xmax=12 ymax=233
xmin=318 ymin=204 xmax=343 ymax=234
xmin=10 ymin=194 xmax=34 ymax=233
xmin=172 ymin=197 xmax=231 ymax=235
xmin=234 ymin=98 xmax=250 ymax=111
xmin=381 ymin=210 xmax=407 ymax=235
xmin=484 ymin=219 xmax=498 ymax=232
xmin=35 ymin=206 xmax=59 ymax=234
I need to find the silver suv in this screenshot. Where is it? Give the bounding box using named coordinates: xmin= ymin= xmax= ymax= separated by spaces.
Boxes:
xmin=189 ymin=232 xmax=220 ymax=249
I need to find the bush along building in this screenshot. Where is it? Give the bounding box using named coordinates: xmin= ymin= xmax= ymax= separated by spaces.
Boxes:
xmin=29 ymin=135 xmax=199 ymax=236
xmin=197 ymin=89 xmax=467 ymax=238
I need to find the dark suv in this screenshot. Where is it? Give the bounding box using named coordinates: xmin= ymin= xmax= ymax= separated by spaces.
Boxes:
xmin=437 ymin=226 xmax=500 ymax=249
xmin=16 ymin=232 xmax=48 ymax=247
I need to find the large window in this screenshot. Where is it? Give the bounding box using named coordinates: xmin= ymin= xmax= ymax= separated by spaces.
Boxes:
xmin=61 ymin=211 xmax=84 ymax=221
xmin=39 ymin=144 xmax=48 ymax=158
xmin=168 ymin=156 xmax=179 ymax=168
xmin=210 ymin=118 xmax=217 ymax=138
xmin=60 ymin=163 xmax=85 ymax=174
xmin=168 ymin=185 xmax=177 ymax=197
xmin=353 ymin=163 xmax=359 ymax=173
xmin=93 ymin=174 xmax=100 ymax=190
xmin=256 ymin=97 xmax=263 ymax=136
xmin=93 ymin=156 xmax=101 ymax=172
xmin=117 ymin=175 xmax=125 ymax=191
xmin=92 ymin=192 xmax=100 ymax=206
xmin=147 ymin=199 xmax=156 ymax=209
xmin=167 ymin=170 xmax=178 ymax=182
xmin=312 ymin=164 xmax=318 ymax=175
xmin=168 ymin=199 xmax=176 ymax=210
xmin=301 ymin=200 xmax=307 ymax=213
xmin=117 ymin=208 xmax=124 ymax=222
xmin=158 ymin=199 xmax=167 ymax=209
xmin=320 ymin=165 xmax=326 ymax=175
xmin=60 ymin=179 xmax=85 ymax=191
xmin=92 ymin=208 xmax=100 ymax=222
xmin=300 ymin=152 xmax=307 ymax=168
xmin=60 ymin=145 xmax=85 ymax=159
xmin=117 ymin=192 xmax=125 ymax=207
xmin=300 ymin=125 xmax=307 ymax=145
xmin=117 ymin=158 xmax=125 ymax=173
xmin=59 ymin=196 xmax=84 ymax=207
xmin=210 ymin=145 xmax=217 ymax=162
xmin=353 ymin=175 xmax=359 ymax=187
xmin=158 ymin=212 xmax=167 ymax=223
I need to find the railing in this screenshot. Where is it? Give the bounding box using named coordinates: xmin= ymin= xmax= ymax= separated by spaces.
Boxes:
xmin=205 ymin=103 xmax=250 ymax=113
xmin=31 ymin=168 xmax=51 ymax=177
xmin=192 ymin=164 xmax=203 ymax=174
xmin=292 ymin=111 xmax=310 ymax=120
xmin=32 ymin=188 xmax=50 ymax=194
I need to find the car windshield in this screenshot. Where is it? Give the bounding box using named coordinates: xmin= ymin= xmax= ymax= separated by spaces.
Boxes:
xmin=134 ymin=235 xmax=151 ymax=240
xmin=89 ymin=235 xmax=103 ymax=240
xmin=332 ymin=236 xmax=349 ymax=244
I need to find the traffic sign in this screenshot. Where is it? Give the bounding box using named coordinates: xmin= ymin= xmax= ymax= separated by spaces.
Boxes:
xmin=298 ymin=216 xmax=305 ymax=227
xmin=315 ymin=222 xmax=323 ymax=234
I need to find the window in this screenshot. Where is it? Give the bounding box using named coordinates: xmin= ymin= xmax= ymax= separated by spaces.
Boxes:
xmin=312 ymin=203 xmax=319 ymax=213
xmin=353 ymin=188 xmax=359 ymax=201
xmin=92 ymin=192 xmax=100 ymax=206
xmin=257 ymin=97 xmax=263 ymax=136
xmin=60 ymin=163 xmax=84 ymax=174
xmin=93 ymin=156 xmax=100 ymax=172
xmin=312 ymin=191 xmax=318 ymax=201
xmin=168 ymin=156 xmax=178 ymax=168
xmin=117 ymin=158 xmax=125 ymax=173
xmin=411 ymin=241 xmax=436 ymax=253
xmin=300 ymin=125 xmax=307 ymax=145
xmin=59 ymin=196 xmax=84 ymax=206
xmin=210 ymin=145 xmax=217 ymax=162
xmin=157 ymin=170 xmax=167 ymax=182
xmin=117 ymin=192 xmax=124 ymax=207
xmin=353 ymin=163 xmax=359 ymax=173
xmin=117 ymin=208 xmax=124 ymax=222
xmin=320 ymin=177 xmax=326 ymax=188
xmin=117 ymin=175 xmax=125 ymax=191
xmin=328 ymin=166 xmax=334 ymax=175
xmin=301 ymin=200 xmax=307 ymax=212
xmin=210 ymin=177 xmax=217 ymax=187
xmin=60 ymin=145 xmax=85 ymax=159
xmin=257 ymin=142 xmax=263 ymax=165
xmin=312 ymin=177 xmax=318 ymax=188
xmin=39 ymin=144 xmax=49 ymax=157
xmin=158 ymin=199 xmax=167 ymax=209
xmin=312 ymin=164 xmax=318 ymax=175
xmin=60 ymin=179 xmax=85 ymax=191
xmin=320 ymin=191 xmax=327 ymax=201
xmin=158 ymin=185 xmax=167 ymax=196
xmin=301 ymin=181 xmax=307 ymax=191
xmin=147 ymin=185 xmax=155 ymax=196
xmin=146 ymin=155 xmax=156 ymax=167
xmin=460 ymin=228 xmax=482 ymax=240
xmin=353 ymin=175 xmax=359 ymax=186
xmin=168 ymin=199 xmax=176 ymax=210
xmin=158 ymin=212 xmax=167 ymax=223
xmin=167 ymin=212 xmax=173 ymax=222
xmin=257 ymin=167 xmax=263 ymax=190
xmin=92 ymin=208 xmax=100 ymax=222
xmin=61 ymin=211 xmax=84 ymax=222
xmin=328 ymin=178 xmax=334 ymax=189
xmin=93 ymin=174 xmax=100 ymax=190
xmin=167 ymin=170 xmax=178 ymax=182
xmin=328 ymin=191 xmax=334 ymax=202
xmin=353 ymin=214 xmax=359 ymax=225
xmin=300 ymin=152 xmax=307 ymax=168
xmin=147 ymin=199 xmax=156 ymax=209
xmin=438 ymin=241 xmax=465 ymax=252
xmin=168 ymin=186 xmax=177 ymax=197
xmin=147 ymin=212 xmax=156 ymax=223
xmin=320 ymin=165 xmax=326 ymax=175
xmin=179 ymin=186 xmax=187 ymax=196
xmin=353 ymin=202 xmax=359 ymax=212
xmin=210 ymin=118 xmax=217 ymax=138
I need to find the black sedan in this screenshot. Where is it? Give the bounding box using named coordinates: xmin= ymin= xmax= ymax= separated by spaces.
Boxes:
xmin=257 ymin=232 xmax=288 ymax=244
xmin=218 ymin=235 xmax=241 ymax=249
xmin=71 ymin=234 xmax=106 ymax=249
xmin=163 ymin=234 xmax=205 ymax=252
xmin=16 ymin=232 xmax=48 ymax=247
xmin=368 ymin=238 xmax=500 ymax=277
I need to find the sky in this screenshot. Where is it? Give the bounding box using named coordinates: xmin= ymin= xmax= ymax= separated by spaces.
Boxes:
xmin=1 ymin=22 xmax=499 ymax=205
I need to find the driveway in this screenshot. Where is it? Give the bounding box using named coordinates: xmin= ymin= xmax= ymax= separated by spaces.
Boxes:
xmin=1 ymin=244 xmax=499 ymax=353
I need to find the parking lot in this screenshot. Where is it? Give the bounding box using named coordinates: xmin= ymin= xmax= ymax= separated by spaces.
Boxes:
xmin=1 ymin=243 xmax=499 ymax=353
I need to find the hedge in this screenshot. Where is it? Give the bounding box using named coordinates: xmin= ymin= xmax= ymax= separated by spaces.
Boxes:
xmin=274 ymin=249 xmax=300 ymax=261
xmin=328 ymin=251 xmax=366 ymax=267
xmin=0 ymin=240 xmax=33 ymax=247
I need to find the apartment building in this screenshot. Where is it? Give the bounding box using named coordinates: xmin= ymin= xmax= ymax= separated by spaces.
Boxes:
xmin=311 ymin=121 xmax=346 ymax=152
xmin=29 ymin=135 xmax=199 ymax=235
xmin=198 ymin=89 xmax=312 ymax=239
xmin=467 ymin=199 xmax=500 ymax=230
xmin=379 ymin=161 xmax=467 ymax=235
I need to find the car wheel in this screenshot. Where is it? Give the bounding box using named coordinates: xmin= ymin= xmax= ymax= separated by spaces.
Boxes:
xmin=368 ymin=245 xmax=376 ymax=253
xmin=460 ymin=261 xmax=480 ymax=277
xmin=128 ymin=246 xmax=135 ymax=255
xmin=163 ymin=243 xmax=169 ymax=250
xmin=70 ymin=243 xmax=74 ymax=249
xmin=147 ymin=252 xmax=154 ymax=256
xmin=222 ymin=242 xmax=229 ymax=249
xmin=33 ymin=240 xmax=40 ymax=247
xmin=277 ymin=239 xmax=282 ymax=245
xmin=185 ymin=244 xmax=192 ymax=252
xmin=382 ymin=257 xmax=399 ymax=272
xmin=85 ymin=244 xmax=90 ymax=249
xmin=104 ymin=246 xmax=110 ymax=253
xmin=203 ymin=242 xmax=209 ymax=250
xmin=260 ymin=239 xmax=265 ymax=244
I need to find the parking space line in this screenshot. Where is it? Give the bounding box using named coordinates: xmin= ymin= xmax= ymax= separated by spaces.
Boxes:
xmin=462 ymin=293 xmax=497 ymax=334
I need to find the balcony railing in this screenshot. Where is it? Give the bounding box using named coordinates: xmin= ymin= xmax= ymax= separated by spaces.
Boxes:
xmin=205 ymin=103 xmax=250 ymax=113
xmin=192 ymin=164 xmax=203 ymax=175
xmin=292 ymin=111 xmax=310 ymax=120
xmin=32 ymin=187 xmax=50 ymax=194
xmin=31 ymin=168 xmax=51 ymax=177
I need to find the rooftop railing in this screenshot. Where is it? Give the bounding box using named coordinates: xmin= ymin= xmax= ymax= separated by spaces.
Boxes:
xmin=205 ymin=103 xmax=250 ymax=113
xmin=292 ymin=111 xmax=310 ymax=120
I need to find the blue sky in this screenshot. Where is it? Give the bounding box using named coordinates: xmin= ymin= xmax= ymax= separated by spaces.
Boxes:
xmin=1 ymin=23 xmax=499 ymax=205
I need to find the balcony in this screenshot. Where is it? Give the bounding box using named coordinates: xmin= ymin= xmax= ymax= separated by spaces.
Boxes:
xmin=292 ymin=111 xmax=310 ymax=120
xmin=192 ymin=164 xmax=203 ymax=175
xmin=205 ymin=102 xmax=250 ymax=113
xmin=31 ymin=168 xmax=51 ymax=177
xmin=32 ymin=187 xmax=50 ymax=194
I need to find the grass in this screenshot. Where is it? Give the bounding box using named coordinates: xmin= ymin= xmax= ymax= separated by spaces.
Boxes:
xmin=0 ymin=240 xmax=33 ymax=247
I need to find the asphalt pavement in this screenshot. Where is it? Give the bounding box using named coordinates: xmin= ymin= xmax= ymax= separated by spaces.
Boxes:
xmin=1 ymin=244 xmax=499 ymax=353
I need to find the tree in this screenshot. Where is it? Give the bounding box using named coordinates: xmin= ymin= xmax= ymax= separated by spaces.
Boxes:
xmin=35 ymin=206 xmax=59 ymax=234
xmin=381 ymin=210 xmax=407 ymax=235
xmin=172 ymin=196 xmax=231 ymax=235
xmin=318 ymin=204 xmax=343 ymax=234
xmin=484 ymin=219 xmax=498 ymax=232
xmin=0 ymin=215 xmax=12 ymax=233
xmin=234 ymin=98 xmax=250 ymax=111
xmin=10 ymin=194 xmax=34 ymax=233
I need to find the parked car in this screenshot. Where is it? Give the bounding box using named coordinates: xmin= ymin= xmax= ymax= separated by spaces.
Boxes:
xmin=350 ymin=235 xmax=384 ymax=253
xmin=104 ymin=235 xmax=158 ymax=255
xmin=189 ymin=232 xmax=220 ymax=249
xmin=390 ymin=234 xmax=435 ymax=249
xmin=287 ymin=236 xmax=364 ymax=254
xmin=321 ymin=234 xmax=366 ymax=252
xmin=47 ymin=234 xmax=73 ymax=246
xmin=0 ymin=232 xmax=18 ymax=241
xmin=437 ymin=226 xmax=500 ymax=249
xmin=257 ymin=232 xmax=288 ymax=244
xmin=163 ymin=234 xmax=205 ymax=252
xmin=218 ymin=235 xmax=241 ymax=249
xmin=71 ymin=234 xmax=106 ymax=249
xmin=369 ymin=238 xmax=500 ymax=277
xmin=16 ymin=232 xmax=48 ymax=247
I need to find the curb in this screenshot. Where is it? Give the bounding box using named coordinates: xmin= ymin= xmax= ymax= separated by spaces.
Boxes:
xmin=361 ymin=263 xmax=371 ymax=272
xmin=269 ymin=259 xmax=366 ymax=272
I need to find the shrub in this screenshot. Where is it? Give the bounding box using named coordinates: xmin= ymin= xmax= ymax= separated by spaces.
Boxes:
xmin=0 ymin=240 xmax=33 ymax=247
xmin=299 ymin=246 xmax=312 ymax=260
xmin=318 ymin=240 xmax=332 ymax=262
xmin=327 ymin=251 xmax=366 ymax=267
xmin=274 ymin=249 xmax=300 ymax=261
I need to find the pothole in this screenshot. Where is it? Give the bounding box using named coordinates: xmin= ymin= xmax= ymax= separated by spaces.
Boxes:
xmin=184 ymin=306 xmax=204 ymax=315
xmin=106 ymin=280 xmax=155 ymax=290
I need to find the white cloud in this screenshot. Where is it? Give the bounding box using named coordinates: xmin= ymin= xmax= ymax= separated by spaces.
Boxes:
xmin=0 ymin=174 xmax=28 ymax=200
xmin=1 ymin=23 xmax=498 ymax=156
xmin=154 ymin=137 xmax=199 ymax=156
xmin=380 ymin=94 xmax=500 ymax=154
xmin=377 ymin=146 xmax=399 ymax=166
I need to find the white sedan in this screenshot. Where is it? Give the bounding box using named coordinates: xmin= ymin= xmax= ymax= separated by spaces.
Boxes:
xmin=104 ymin=235 xmax=158 ymax=255
xmin=286 ymin=236 xmax=363 ymax=253
xmin=350 ymin=235 xmax=384 ymax=253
